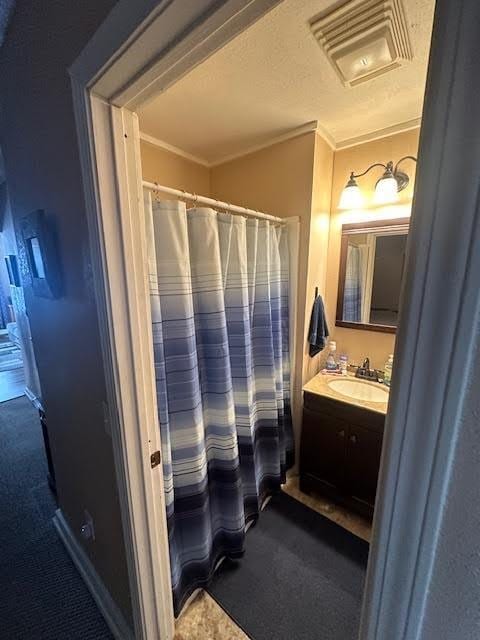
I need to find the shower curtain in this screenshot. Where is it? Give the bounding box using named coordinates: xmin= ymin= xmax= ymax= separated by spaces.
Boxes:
xmin=145 ymin=194 xmax=294 ymax=614
xmin=343 ymin=244 xmax=362 ymax=322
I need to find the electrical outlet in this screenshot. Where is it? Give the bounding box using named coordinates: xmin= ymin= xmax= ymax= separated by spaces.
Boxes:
xmin=102 ymin=400 xmax=111 ymax=436
xmin=80 ymin=509 xmax=95 ymax=541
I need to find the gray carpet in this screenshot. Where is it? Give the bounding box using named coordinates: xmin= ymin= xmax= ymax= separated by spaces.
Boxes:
xmin=0 ymin=396 xmax=113 ymax=639
xmin=208 ymin=491 xmax=369 ymax=640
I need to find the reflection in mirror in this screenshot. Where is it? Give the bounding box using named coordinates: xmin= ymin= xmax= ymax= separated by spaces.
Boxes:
xmin=336 ymin=218 xmax=409 ymax=333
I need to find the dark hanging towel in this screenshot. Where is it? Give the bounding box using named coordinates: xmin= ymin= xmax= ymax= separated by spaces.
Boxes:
xmin=308 ymin=289 xmax=329 ymax=357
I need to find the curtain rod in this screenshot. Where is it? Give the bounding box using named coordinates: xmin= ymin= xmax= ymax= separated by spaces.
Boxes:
xmin=142 ymin=180 xmax=283 ymax=223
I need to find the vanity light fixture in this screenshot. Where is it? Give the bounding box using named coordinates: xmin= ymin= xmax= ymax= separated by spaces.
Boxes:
xmin=338 ymin=156 xmax=417 ymax=209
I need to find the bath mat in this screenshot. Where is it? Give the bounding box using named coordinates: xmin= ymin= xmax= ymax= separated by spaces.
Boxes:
xmin=207 ymin=491 xmax=369 ymax=640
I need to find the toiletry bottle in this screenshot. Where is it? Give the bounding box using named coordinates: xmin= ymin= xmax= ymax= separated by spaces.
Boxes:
xmin=384 ymin=354 xmax=393 ymax=387
xmin=339 ymin=354 xmax=348 ymax=375
xmin=326 ymin=341 xmax=338 ymax=371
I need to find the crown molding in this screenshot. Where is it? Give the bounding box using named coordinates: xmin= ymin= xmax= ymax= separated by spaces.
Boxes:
xmin=315 ymin=121 xmax=337 ymax=151
xmin=209 ymin=120 xmax=334 ymax=167
xmin=139 ymin=132 xmax=211 ymax=167
xmin=140 ymin=117 xmax=421 ymax=168
xmin=336 ymin=118 xmax=422 ymax=150
xmin=140 ymin=121 xmax=335 ymax=169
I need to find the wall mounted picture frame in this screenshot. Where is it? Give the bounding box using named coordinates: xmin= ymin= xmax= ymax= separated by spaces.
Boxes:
xmin=5 ymin=254 xmax=21 ymax=287
xmin=21 ymin=209 xmax=62 ymax=298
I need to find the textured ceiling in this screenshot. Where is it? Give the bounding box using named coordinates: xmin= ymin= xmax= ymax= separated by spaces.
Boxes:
xmin=138 ymin=0 xmax=435 ymax=164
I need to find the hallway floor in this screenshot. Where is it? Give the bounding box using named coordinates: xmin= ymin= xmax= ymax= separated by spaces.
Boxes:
xmin=0 ymin=366 xmax=25 ymax=402
xmin=0 ymin=396 xmax=113 ymax=639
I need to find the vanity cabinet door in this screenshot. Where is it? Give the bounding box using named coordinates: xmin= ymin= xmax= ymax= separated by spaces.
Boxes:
xmin=345 ymin=424 xmax=383 ymax=508
xmin=301 ymin=407 xmax=347 ymax=491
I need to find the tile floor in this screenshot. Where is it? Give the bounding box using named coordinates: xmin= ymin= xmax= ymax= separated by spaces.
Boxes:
xmin=173 ymin=475 xmax=372 ymax=639
xmin=174 ymin=591 xmax=248 ymax=640
xmin=282 ymin=475 xmax=372 ymax=543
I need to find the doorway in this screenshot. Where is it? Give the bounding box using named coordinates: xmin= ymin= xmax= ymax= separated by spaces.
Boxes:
xmin=0 ymin=160 xmax=42 ymax=407
xmin=132 ymin=0 xmax=432 ymax=636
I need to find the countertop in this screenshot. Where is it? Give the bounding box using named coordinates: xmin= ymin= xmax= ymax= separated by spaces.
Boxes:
xmin=303 ymin=372 xmax=389 ymax=415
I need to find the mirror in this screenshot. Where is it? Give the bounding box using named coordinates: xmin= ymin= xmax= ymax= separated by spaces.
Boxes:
xmin=336 ymin=218 xmax=409 ymax=333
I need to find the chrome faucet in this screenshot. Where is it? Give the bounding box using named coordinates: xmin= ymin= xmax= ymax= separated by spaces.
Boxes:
xmin=362 ymin=357 xmax=371 ymax=373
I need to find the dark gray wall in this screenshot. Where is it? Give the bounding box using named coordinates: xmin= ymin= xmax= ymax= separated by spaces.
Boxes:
xmin=420 ymin=331 xmax=480 ymax=639
xmin=0 ymin=0 xmax=133 ymax=625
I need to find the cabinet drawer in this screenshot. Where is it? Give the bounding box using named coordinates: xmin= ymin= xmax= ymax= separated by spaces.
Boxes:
xmin=303 ymin=390 xmax=385 ymax=434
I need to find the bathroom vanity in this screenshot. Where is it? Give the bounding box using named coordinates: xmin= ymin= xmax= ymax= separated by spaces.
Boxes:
xmin=300 ymin=374 xmax=388 ymax=519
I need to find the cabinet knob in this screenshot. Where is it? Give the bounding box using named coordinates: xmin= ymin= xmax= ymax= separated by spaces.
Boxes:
xmin=350 ymin=434 xmax=357 ymax=444
xmin=338 ymin=429 xmax=345 ymax=438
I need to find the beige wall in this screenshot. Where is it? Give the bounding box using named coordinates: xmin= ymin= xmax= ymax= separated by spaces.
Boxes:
xmin=324 ymin=128 xmax=420 ymax=369
xmin=141 ymin=140 xmax=210 ymax=194
xmin=303 ymin=134 xmax=334 ymax=384
xmin=210 ymin=133 xmax=316 ymax=219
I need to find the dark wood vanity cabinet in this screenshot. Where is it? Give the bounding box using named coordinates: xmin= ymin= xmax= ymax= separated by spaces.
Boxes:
xmin=300 ymin=391 xmax=385 ymax=518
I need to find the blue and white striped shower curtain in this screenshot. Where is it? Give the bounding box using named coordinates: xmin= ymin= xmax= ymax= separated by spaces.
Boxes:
xmin=343 ymin=244 xmax=362 ymax=322
xmin=145 ymin=195 xmax=294 ymax=614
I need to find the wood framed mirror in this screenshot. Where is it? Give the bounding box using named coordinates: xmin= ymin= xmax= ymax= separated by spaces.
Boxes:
xmin=336 ymin=217 xmax=410 ymax=334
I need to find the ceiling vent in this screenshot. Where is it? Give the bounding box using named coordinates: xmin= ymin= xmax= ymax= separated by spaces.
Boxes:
xmin=310 ymin=0 xmax=413 ymax=87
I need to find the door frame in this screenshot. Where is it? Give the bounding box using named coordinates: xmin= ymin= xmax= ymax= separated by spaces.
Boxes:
xmin=69 ymin=1 xmax=480 ymax=639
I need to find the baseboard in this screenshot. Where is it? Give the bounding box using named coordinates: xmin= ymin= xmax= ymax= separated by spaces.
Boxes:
xmin=24 ymin=386 xmax=43 ymax=411
xmin=53 ymin=509 xmax=134 ymax=640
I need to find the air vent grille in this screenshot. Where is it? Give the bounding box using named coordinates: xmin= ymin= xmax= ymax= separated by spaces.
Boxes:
xmin=310 ymin=0 xmax=413 ymax=87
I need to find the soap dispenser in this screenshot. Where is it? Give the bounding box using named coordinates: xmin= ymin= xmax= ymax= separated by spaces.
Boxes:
xmin=326 ymin=341 xmax=338 ymax=371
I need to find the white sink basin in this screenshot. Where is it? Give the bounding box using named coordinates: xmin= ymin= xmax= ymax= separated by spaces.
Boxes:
xmin=327 ymin=378 xmax=389 ymax=403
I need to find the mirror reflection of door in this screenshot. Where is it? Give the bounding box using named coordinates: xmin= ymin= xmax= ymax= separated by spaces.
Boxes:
xmin=336 ymin=218 xmax=409 ymax=333
xmin=368 ymin=234 xmax=407 ymax=326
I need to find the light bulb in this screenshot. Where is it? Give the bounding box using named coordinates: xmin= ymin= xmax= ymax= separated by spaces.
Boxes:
xmin=338 ymin=184 xmax=364 ymax=210
xmin=374 ymin=176 xmax=399 ymax=205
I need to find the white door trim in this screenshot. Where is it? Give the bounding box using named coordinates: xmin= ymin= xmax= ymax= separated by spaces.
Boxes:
xmin=71 ymin=80 xmax=175 ymax=640
xmin=70 ymin=2 xmax=283 ymax=639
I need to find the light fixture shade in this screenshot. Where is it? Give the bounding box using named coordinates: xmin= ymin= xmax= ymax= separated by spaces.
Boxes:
xmin=374 ymin=176 xmax=399 ymax=205
xmin=339 ymin=184 xmax=364 ymax=210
